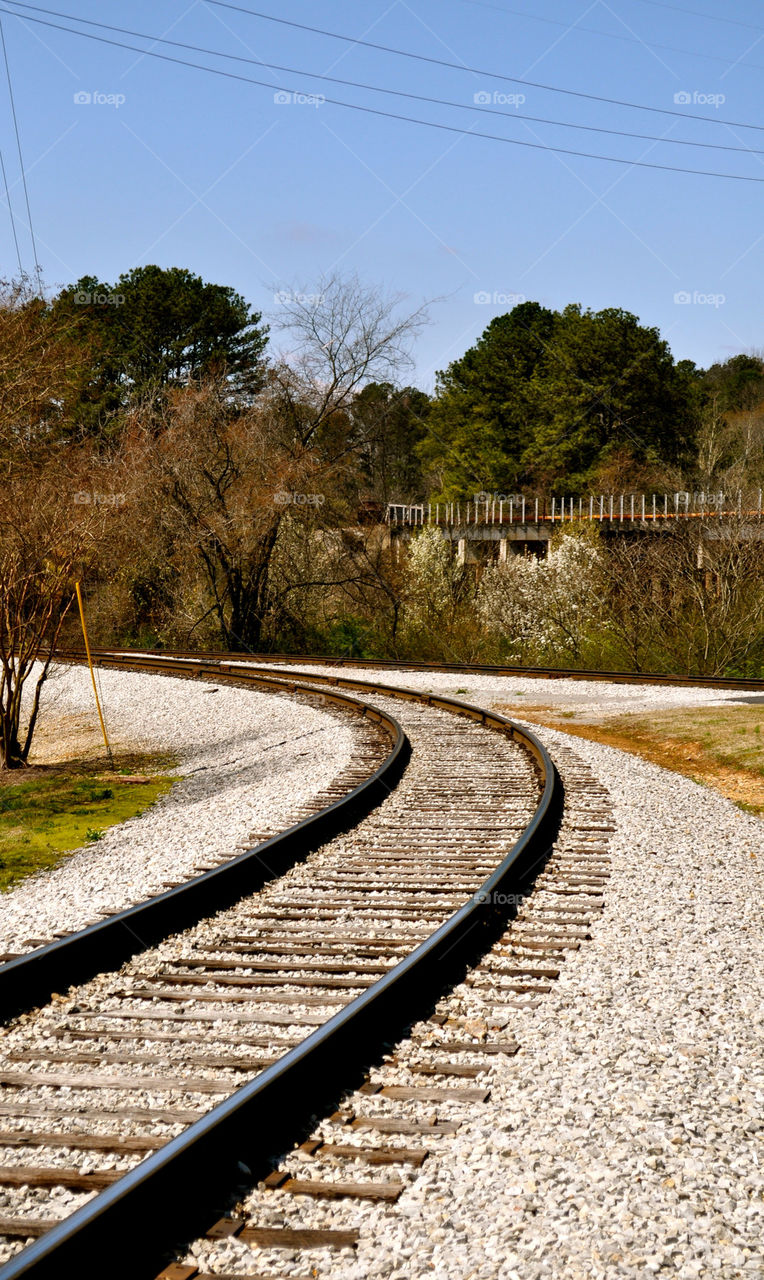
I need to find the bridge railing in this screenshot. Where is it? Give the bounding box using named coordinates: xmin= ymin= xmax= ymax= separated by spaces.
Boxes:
xmin=386 ymin=490 xmax=764 ymax=527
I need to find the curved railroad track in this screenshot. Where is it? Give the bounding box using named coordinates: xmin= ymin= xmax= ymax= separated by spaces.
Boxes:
xmin=0 ymin=667 xmax=405 ymax=1017
xmin=165 ymin=735 xmax=613 ymax=1280
xmin=91 ymin=647 xmax=764 ymax=693
xmin=0 ymin=655 xmax=571 ymax=1279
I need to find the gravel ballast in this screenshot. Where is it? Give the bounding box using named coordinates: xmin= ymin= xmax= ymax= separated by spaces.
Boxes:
xmin=251 ymin=660 xmax=756 ymax=720
xmin=238 ymin=664 xmax=761 ymax=1280
xmin=0 ymin=663 xmax=357 ymax=954
xmin=3 ymin=660 xmax=761 ymax=1279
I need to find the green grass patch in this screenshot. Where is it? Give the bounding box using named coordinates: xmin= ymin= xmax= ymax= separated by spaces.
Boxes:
xmin=0 ymin=757 xmax=176 ymax=892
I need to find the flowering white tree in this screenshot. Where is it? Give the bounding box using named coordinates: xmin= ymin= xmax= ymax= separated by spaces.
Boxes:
xmin=477 ymin=531 xmax=604 ymax=663
xmin=403 ymin=527 xmax=468 ymax=649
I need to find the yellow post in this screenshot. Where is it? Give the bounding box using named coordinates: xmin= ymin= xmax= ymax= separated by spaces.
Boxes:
xmin=75 ymin=580 xmax=114 ymax=770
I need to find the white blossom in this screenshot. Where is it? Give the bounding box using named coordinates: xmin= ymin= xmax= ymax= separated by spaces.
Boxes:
xmin=477 ymin=532 xmax=604 ymax=662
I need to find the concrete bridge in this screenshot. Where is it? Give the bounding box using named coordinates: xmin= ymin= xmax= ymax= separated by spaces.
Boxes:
xmin=385 ymin=491 xmax=764 ymax=561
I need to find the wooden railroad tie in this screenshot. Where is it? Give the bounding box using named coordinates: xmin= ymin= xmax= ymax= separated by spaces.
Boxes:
xmin=262 ymin=1170 xmax=405 ymax=1201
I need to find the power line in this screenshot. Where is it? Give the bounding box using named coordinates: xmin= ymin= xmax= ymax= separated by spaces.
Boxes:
xmin=0 ymin=16 xmax=39 ymax=288
xmin=633 ymin=0 xmax=764 ymax=34
xmin=3 ymin=4 xmax=764 ymax=181
xmin=452 ymin=0 xmax=764 ymax=74
xmin=0 ymin=145 xmax=23 ymax=273
xmin=203 ymin=1 xmax=764 ymax=133
xmin=8 ymin=0 xmax=763 ymax=133
xmin=5 ymin=0 xmax=764 ymax=158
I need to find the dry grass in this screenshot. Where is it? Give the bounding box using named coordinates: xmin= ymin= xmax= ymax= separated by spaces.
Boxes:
xmin=496 ymin=703 xmax=764 ymax=816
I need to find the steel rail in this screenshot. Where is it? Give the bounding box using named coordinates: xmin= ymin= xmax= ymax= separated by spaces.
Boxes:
xmin=72 ymin=645 xmax=764 ymax=693
xmin=0 ymin=664 xmax=409 ymax=1024
xmin=0 ymin=655 xmax=563 ymax=1280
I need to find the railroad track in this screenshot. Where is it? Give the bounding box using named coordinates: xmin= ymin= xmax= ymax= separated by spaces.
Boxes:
xmin=0 ymin=656 xmax=568 ymax=1279
xmin=94 ymin=646 xmax=764 ymax=693
xmin=165 ymin=738 xmax=612 ymax=1280
xmin=0 ymin=667 xmax=404 ymax=1018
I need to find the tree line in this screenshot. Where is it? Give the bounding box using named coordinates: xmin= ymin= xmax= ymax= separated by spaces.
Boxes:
xmin=1 ymin=267 xmax=762 ymax=766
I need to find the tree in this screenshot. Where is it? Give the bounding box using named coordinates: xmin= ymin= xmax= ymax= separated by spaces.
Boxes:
xmin=596 ymin=524 xmax=764 ymax=677
xmin=401 ymin=526 xmax=472 ymax=660
xmin=142 ymin=276 xmax=428 ymax=651
xmin=420 ymin=302 xmax=554 ymax=498
xmin=268 ymin=274 xmax=428 ymax=450
xmin=0 ymin=277 xmax=93 ymax=441
xmin=0 ymin=279 xmax=123 ymax=767
xmin=702 ymin=353 xmax=764 ymax=414
xmin=349 ymin=381 xmax=431 ymax=504
xmin=595 ymin=537 xmax=669 ymax=672
xmin=0 ymin=450 xmax=124 ymax=767
xmin=420 ymin=302 xmax=699 ymax=496
xmin=143 ymin=381 xmax=330 ymax=650
xmin=477 ymin=528 xmax=605 ymax=665
xmin=51 ymin=265 xmax=269 ymax=434
xmin=527 ymin=306 xmax=697 ymax=487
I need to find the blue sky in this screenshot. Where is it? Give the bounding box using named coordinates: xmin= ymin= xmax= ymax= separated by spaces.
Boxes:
xmin=0 ymin=0 xmax=762 ymax=388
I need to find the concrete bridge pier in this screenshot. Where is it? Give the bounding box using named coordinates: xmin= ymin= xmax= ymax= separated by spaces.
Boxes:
xmin=457 ymin=537 xmax=479 ymax=564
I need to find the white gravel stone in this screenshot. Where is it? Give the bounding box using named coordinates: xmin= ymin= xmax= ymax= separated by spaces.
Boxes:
xmin=0 ymin=663 xmax=356 ymax=953
xmin=251 ymin=660 xmax=756 ymax=721
xmin=4 ymin=660 xmax=761 ymax=1279
xmin=238 ymin=663 xmax=762 ymax=1280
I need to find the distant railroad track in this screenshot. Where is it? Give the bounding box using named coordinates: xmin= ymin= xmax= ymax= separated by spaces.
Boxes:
xmin=0 ymin=654 xmax=567 ymax=1279
xmin=87 ymin=647 xmax=764 ymax=692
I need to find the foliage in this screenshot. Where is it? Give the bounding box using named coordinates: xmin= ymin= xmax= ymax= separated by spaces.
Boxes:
xmin=0 ymin=277 xmax=94 ymax=442
xmin=322 ymin=616 xmax=381 ymax=659
xmin=50 ymin=265 xmax=269 ymax=434
xmin=2 ymin=267 xmax=762 ymax=683
xmin=528 ymin=307 xmax=699 ymax=487
xmin=478 ymin=529 xmax=605 ymax=663
xmin=0 ymin=282 xmax=129 ymax=767
xmin=422 ymin=302 xmax=701 ymax=495
xmin=420 ymin=302 xmax=554 ymax=498
xmin=400 ymin=527 xmax=476 ymax=659
xmin=349 ymin=381 xmax=431 ymax=503
xmin=702 ymin=353 xmax=764 ymax=414
xmin=103 ymin=279 xmax=430 ymax=653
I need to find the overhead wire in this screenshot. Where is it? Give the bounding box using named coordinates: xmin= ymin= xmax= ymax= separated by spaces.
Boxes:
xmin=0 ymin=145 xmax=23 ymax=273
xmin=202 ymin=0 xmax=764 ymax=132
xmin=632 ymin=0 xmax=764 ymax=33
xmin=3 ymin=0 xmax=764 ymax=157
xmin=451 ymin=0 xmax=764 ymax=74
xmin=1 ymin=2 xmax=764 ymax=181
xmin=0 ymin=14 xmax=40 ymax=287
